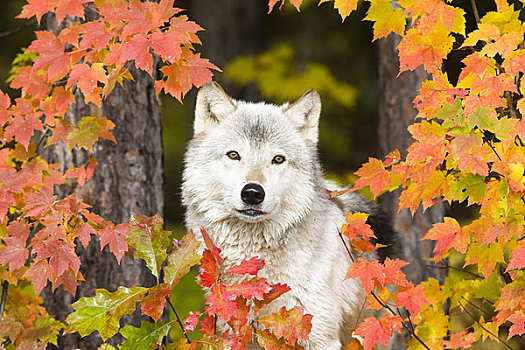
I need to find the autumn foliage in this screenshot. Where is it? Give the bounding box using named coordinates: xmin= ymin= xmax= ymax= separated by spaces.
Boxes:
xmin=0 ymin=0 xmax=524 ymax=349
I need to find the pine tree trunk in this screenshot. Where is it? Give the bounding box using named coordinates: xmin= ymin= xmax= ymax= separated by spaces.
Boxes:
xmin=41 ymin=14 xmax=164 ymax=350
xmin=376 ymin=33 xmax=445 ymax=347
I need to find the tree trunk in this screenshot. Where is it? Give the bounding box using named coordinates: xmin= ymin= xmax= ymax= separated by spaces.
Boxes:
xmin=376 ymin=33 xmax=445 ymax=347
xmin=41 ymin=14 xmax=164 ymax=350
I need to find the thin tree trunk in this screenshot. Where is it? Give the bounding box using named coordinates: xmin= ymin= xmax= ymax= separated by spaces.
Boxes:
xmin=376 ymin=33 xmax=445 ymax=348
xmin=41 ymin=14 xmax=164 ymax=350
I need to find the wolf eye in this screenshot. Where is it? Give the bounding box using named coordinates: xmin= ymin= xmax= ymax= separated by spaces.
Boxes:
xmin=272 ymin=155 xmax=286 ymax=164
xmin=226 ymin=151 xmax=241 ymax=160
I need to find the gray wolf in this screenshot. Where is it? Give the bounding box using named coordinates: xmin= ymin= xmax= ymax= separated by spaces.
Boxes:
xmin=182 ymin=82 xmax=398 ymax=349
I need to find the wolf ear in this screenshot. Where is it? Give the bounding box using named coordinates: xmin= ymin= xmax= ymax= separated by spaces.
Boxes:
xmin=194 ymin=82 xmax=236 ymax=135
xmin=284 ymin=89 xmax=321 ymax=144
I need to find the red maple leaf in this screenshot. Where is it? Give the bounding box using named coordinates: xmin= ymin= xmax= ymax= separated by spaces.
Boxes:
xmin=253 ymin=283 xmax=291 ymax=311
xmin=0 ymin=237 xmax=28 ymax=273
xmin=353 ymin=314 xmax=402 ymax=350
xmin=24 ymin=259 xmax=50 ymax=294
xmin=67 ymin=63 xmax=107 ymax=103
xmin=383 ymin=258 xmax=409 ymax=286
xmin=353 ymin=158 xmax=392 ymax=198
xmin=47 ymin=238 xmax=81 ymax=277
xmin=7 ymin=220 xmax=31 ymax=243
xmin=4 ymin=109 xmax=43 ymax=148
xmin=225 ymin=257 xmax=265 ymax=275
xmin=17 ymin=0 xmax=55 ymax=22
xmin=100 ymin=223 xmax=129 ymax=262
xmin=205 ymin=283 xmax=238 ymax=322
xmin=55 ymin=0 xmax=90 ymax=24
xmin=506 ymin=242 xmax=525 ymax=272
xmin=150 ymin=30 xmax=183 ymax=63
xmin=0 ymin=91 xmax=11 ymax=125
xmin=345 ymin=257 xmax=385 ymax=293
xmin=10 ymin=66 xmax=52 ymax=100
xmin=258 ymin=306 xmax=313 ymax=345
xmin=423 ymin=217 xmax=468 ymax=260
xmin=442 ymin=329 xmax=477 ymax=349
xmin=156 ymin=53 xmax=219 ymax=101
xmin=395 ymin=282 xmax=427 ymax=314
xmin=226 ymin=278 xmax=273 ymax=301
xmin=119 ymin=34 xmax=153 ymax=75
xmin=507 ymin=312 xmax=525 ymax=339
xmin=183 ymin=311 xmax=202 ymax=332
xmin=79 ymin=21 xmax=112 ymax=50
xmin=27 ymin=31 xmax=71 ymax=81
xmin=140 ymin=283 xmax=172 ymax=321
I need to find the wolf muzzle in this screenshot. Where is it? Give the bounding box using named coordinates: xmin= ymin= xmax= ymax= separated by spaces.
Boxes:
xmin=241 ymin=183 xmax=265 ymax=205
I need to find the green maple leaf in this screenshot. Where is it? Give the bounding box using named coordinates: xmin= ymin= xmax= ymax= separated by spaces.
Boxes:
xmin=120 ymin=320 xmax=175 ymax=350
xmin=66 ymin=116 xmax=116 ymax=151
xmin=128 ymin=214 xmax=171 ymax=279
xmin=164 ymin=230 xmax=201 ymax=286
xmin=64 ymin=286 xmax=147 ymax=341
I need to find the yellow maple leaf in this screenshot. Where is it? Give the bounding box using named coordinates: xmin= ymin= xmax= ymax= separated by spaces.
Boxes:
xmin=364 ymin=0 xmax=407 ymax=40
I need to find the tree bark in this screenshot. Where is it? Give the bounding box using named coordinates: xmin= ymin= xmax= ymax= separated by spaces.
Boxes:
xmin=41 ymin=14 xmax=164 ymax=350
xmin=376 ymin=33 xmax=445 ymax=347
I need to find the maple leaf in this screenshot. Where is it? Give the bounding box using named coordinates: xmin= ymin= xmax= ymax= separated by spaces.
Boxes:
xmin=225 ymin=257 xmax=265 ymax=275
xmin=319 ymin=0 xmax=358 ymax=21
xmin=0 ymin=237 xmax=28 ymax=273
xmin=156 ymin=53 xmax=219 ymax=101
xmin=128 ymin=214 xmax=171 ymax=279
xmin=205 ymin=283 xmax=238 ymax=322
xmin=183 ymin=311 xmax=202 ymax=332
xmin=353 ymin=314 xmax=402 ymax=350
xmin=258 ymin=306 xmax=313 ymax=345
xmin=24 ymin=259 xmax=50 ymax=295
xmin=254 ymin=329 xmax=301 ymax=350
xmin=464 ymin=243 xmax=505 ymax=279
xmin=353 ymin=158 xmax=392 ymax=198
xmin=120 ymin=320 xmax=175 ymax=350
xmin=100 ymin=223 xmax=129 ymax=262
xmin=0 ymin=90 xmax=11 ymax=125
xmin=506 ymin=241 xmax=525 ymax=272
xmin=507 ymin=312 xmax=525 ymax=339
xmin=342 ymin=212 xmax=375 ymax=239
xmin=253 ymin=283 xmax=291 ymax=311
xmin=66 ymin=116 xmax=116 ymax=151
xmin=198 ymin=249 xmax=219 ymax=288
xmin=150 ymin=30 xmax=183 ymax=64
xmin=4 ymin=110 xmax=43 ymax=148
xmin=383 ymin=258 xmax=409 ymax=286
xmin=164 ymin=230 xmax=201 ymax=286
xmin=17 ymin=0 xmax=55 ymax=23
xmin=140 ymin=283 xmax=171 ymax=321
xmin=442 ymin=329 xmax=478 ymax=349
xmin=395 ymin=282 xmax=427 ymax=314
xmin=66 ymin=63 xmax=107 ymax=106
xmin=65 ymin=157 xmax=98 ymax=187
xmin=10 ymin=66 xmax=51 ymax=100
xmin=27 ymin=31 xmax=70 ymax=81
xmin=423 ymin=217 xmax=468 ymax=260
xmin=79 ymin=21 xmax=112 ymax=50
xmin=226 ymin=277 xmax=273 ymax=301
xmin=65 ymin=286 xmax=147 ymax=341
xmin=345 ymin=257 xmax=385 ymax=293
xmin=55 ymin=0 xmax=90 ymax=24
xmin=119 ymin=34 xmax=154 ymax=75
xmin=364 ymin=0 xmax=407 ymax=40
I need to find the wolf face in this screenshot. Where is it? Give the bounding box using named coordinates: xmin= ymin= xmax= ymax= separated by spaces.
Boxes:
xmin=183 ymin=82 xmax=325 ymax=238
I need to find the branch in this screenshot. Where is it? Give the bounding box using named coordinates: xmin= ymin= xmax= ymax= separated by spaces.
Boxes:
xmin=425 ymin=262 xmax=484 ymax=279
xmin=167 ymin=297 xmax=191 ymax=344
xmin=469 ymin=0 xmax=481 ymax=24
xmin=0 ymin=18 xmax=37 ymax=38
xmin=0 ymin=281 xmax=8 ymax=317
xmin=458 ymin=300 xmax=514 ymax=350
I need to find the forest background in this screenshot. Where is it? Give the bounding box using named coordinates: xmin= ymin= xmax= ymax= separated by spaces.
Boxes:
xmin=1 ymin=0 xmax=524 ymax=349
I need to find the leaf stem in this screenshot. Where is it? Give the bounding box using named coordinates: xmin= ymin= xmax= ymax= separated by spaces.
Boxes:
xmin=167 ymin=297 xmax=191 ymax=343
xmin=469 ymin=0 xmax=481 ymax=24
xmin=0 ymin=281 xmax=8 ymax=317
xmin=458 ymin=300 xmax=514 ymax=350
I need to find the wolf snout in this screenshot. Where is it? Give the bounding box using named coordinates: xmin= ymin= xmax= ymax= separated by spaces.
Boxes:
xmin=241 ymin=183 xmax=265 ymax=205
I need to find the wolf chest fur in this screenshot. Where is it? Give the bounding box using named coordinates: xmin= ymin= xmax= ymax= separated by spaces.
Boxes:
xmin=182 ymin=82 xmax=397 ymax=349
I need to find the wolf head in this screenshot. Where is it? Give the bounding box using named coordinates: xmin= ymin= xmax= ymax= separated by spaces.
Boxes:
xmin=182 ymin=82 xmax=325 ymax=243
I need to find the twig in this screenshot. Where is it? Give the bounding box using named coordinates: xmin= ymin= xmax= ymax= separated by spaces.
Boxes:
xmin=461 ymin=297 xmax=491 ymax=317
xmin=167 ymin=297 xmax=191 ymax=343
xmin=469 ymin=0 xmax=481 ymax=24
xmin=458 ymin=300 xmax=514 ymax=350
xmin=0 ymin=281 xmax=8 ymax=318
xmin=0 ymin=18 xmax=37 ymax=38
xmin=425 ymin=262 xmax=484 ymax=279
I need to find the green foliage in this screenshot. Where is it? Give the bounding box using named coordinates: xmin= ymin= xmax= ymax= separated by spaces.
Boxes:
xmin=225 ymin=43 xmax=357 ymax=109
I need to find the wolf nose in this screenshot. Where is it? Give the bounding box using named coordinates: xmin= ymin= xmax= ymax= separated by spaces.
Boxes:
xmin=241 ymin=183 xmax=265 ymax=205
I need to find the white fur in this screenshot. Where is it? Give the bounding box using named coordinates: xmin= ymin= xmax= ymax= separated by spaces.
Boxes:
xmin=182 ymin=82 xmax=380 ymax=349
